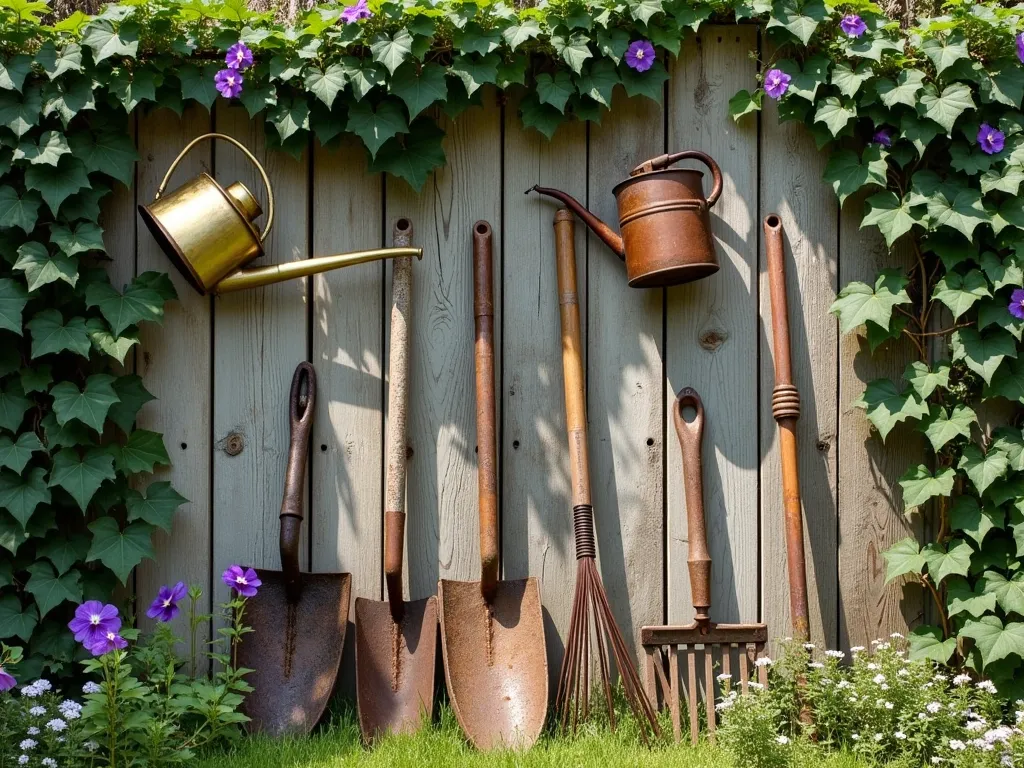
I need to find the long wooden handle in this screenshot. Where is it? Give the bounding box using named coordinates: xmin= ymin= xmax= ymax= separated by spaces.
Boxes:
xmin=280 ymin=361 xmax=315 ymax=604
xmin=473 ymin=221 xmax=499 ymax=599
xmin=673 ymin=388 xmax=710 ymax=626
xmin=384 ymin=218 xmax=413 ymax=616
xmin=553 ymin=209 xmax=591 ymax=508
xmin=763 ymin=213 xmax=810 ymax=643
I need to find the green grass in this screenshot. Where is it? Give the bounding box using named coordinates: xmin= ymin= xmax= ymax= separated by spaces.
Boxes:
xmin=196 ymin=703 xmax=875 ymax=768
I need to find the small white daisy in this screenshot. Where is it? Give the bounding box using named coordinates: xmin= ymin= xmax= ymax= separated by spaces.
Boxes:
xmin=19 ymin=739 xmax=36 ymax=750
xmin=874 ymin=733 xmax=884 ymax=742
xmin=894 ymin=731 xmax=906 ymax=740
xmin=82 ymin=681 xmax=101 ymax=694
xmin=949 ymin=739 xmax=966 ymax=751
xmin=754 ymin=657 xmax=773 ymax=667
xmin=850 ymin=646 xmax=865 ymax=653
xmin=775 ymin=735 xmax=790 ymax=745
xmin=716 ymin=673 xmax=732 ymax=682
xmin=41 ymin=759 xmax=57 ymax=768
xmin=976 ymin=680 xmax=998 ymax=695
xmin=26 ymin=726 xmax=39 ymax=735
xmin=45 ymin=718 xmax=66 ymax=732
xmin=809 ymin=662 xmax=825 ymax=669
xmin=927 ymin=702 xmax=942 ymax=714
xmin=28 ymin=706 xmax=45 ymax=716
xmin=873 ymin=674 xmax=886 ymax=685
xmin=953 ymin=674 xmax=972 ymax=686
xmin=825 ymin=650 xmax=845 ymax=659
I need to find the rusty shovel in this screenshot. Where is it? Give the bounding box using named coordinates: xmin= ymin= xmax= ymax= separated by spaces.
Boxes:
xmin=236 ymin=362 xmax=352 ymax=736
xmin=355 ymin=219 xmax=438 ymax=743
xmin=438 ymin=221 xmax=548 ymax=750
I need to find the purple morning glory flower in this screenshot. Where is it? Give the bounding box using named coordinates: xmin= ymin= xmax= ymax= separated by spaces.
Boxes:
xmin=978 ymin=123 xmax=1005 ymax=155
xmin=1017 ymin=33 xmax=1024 ymax=64
xmin=225 ymin=42 xmax=253 ymax=71
xmin=87 ymin=631 xmax=127 ymax=657
xmin=625 ymin=40 xmax=656 ymax=72
xmin=215 ymin=69 xmax=243 ymax=99
xmin=341 ymin=0 xmax=372 ymax=24
xmin=222 ymin=565 xmax=261 ymax=598
xmin=840 ymin=14 xmax=867 ymax=37
xmin=146 ymin=581 xmax=187 ymax=623
xmin=68 ymin=602 xmax=120 ymax=649
xmin=0 ymin=666 xmax=15 ymax=692
xmin=764 ymin=69 xmax=791 ymax=100
xmin=1010 ymin=289 xmax=1024 ymax=320
xmin=873 ymin=127 xmax=893 ymax=147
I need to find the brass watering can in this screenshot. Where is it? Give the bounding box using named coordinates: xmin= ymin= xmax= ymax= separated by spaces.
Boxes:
xmin=529 ymin=151 xmax=723 ymax=288
xmin=139 ymin=133 xmax=421 ymax=294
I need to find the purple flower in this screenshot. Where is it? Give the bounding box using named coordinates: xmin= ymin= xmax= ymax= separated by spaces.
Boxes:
xmin=87 ymin=631 xmax=127 ymax=657
xmin=1010 ymin=289 xmax=1024 ymax=320
xmin=225 ymin=42 xmax=253 ymax=71
xmin=873 ymin=127 xmax=893 ymax=147
xmin=978 ymin=123 xmax=1005 ymax=155
xmin=840 ymin=14 xmax=867 ymax=37
xmin=1017 ymin=32 xmax=1024 ymax=64
xmin=764 ymin=69 xmax=791 ymax=100
xmin=341 ymin=0 xmax=372 ymax=24
xmin=68 ymin=602 xmax=120 ymax=649
xmin=0 ymin=666 xmax=15 ymax=692
xmin=214 ymin=69 xmax=243 ymax=100
xmin=222 ymin=565 xmax=261 ymax=598
xmin=625 ymin=40 xmax=656 ymax=72
xmin=146 ymin=581 xmax=187 ymax=623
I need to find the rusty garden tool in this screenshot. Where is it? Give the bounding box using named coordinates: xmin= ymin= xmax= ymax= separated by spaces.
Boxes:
xmin=355 ymin=218 xmax=438 ymax=743
xmin=641 ymin=388 xmax=768 ymax=745
xmin=530 ymin=151 xmax=723 ymax=288
xmin=763 ymin=214 xmax=810 ymax=644
xmin=438 ymin=221 xmax=548 ymax=751
xmin=552 ymin=209 xmax=660 ymax=740
xmin=236 ymin=361 xmax=352 ymax=736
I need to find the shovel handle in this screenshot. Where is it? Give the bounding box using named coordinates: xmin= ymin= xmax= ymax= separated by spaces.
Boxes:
xmin=473 ymin=221 xmax=500 ymax=599
xmin=673 ymin=387 xmax=710 ymax=626
xmin=384 ymin=218 xmax=413 ymax=618
xmin=281 ymin=361 xmax=315 ymax=603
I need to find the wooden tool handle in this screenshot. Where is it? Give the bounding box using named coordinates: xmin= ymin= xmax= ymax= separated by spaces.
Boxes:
xmin=384 ymin=218 xmax=413 ymax=616
xmin=473 ymin=221 xmax=499 ymax=599
xmin=673 ymin=388 xmax=711 ymax=626
xmin=553 ymin=209 xmax=591 ymax=508
xmin=280 ymin=361 xmax=315 ymax=604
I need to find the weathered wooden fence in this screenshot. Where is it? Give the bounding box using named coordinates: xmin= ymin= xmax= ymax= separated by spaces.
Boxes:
xmin=102 ymin=26 xmax=924 ymax=693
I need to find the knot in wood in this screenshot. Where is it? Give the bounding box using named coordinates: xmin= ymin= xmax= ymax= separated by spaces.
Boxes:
xmin=772 ymin=385 xmax=800 ymax=421
xmin=698 ymin=328 xmax=727 ymax=351
xmin=224 ymin=432 xmax=244 ymax=456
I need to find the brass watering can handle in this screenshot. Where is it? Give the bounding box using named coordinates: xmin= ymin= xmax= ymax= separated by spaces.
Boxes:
xmin=154 ymin=132 xmax=275 ymax=242
xmin=630 ymin=151 xmax=723 ymax=207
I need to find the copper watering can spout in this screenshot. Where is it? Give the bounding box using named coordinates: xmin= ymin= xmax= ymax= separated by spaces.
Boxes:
xmin=528 ymin=150 xmax=724 ymax=288
xmin=139 ymin=133 xmax=422 ymax=295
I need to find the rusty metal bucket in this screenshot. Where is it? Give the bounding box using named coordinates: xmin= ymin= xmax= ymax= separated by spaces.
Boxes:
xmin=438 ymin=221 xmax=548 ymax=751
xmin=355 ymin=219 xmax=438 ymax=743
xmin=530 ymin=151 xmax=723 ymax=288
xmin=236 ymin=362 xmax=352 ymax=737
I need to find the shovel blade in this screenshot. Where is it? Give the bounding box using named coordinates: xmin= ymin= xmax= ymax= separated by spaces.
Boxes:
xmin=354 ymin=595 xmax=438 ymax=743
xmin=438 ymin=577 xmax=548 ymax=750
xmin=236 ymin=570 xmax=352 ymax=736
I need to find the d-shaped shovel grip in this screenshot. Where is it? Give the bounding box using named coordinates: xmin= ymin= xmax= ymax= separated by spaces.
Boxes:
xmin=673 ymin=387 xmax=711 ymax=627
xmin=280 ymin=361 xmax=315 ymax=604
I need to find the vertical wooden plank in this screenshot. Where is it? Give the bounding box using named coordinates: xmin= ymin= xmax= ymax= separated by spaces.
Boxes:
xmin=101 ymin=114 xmax=136 ymax=291
xmin=384 ymin=95 xmax=502 ymax=597
xmin=837 ymin=192 xmax=924 ymax=647
xmin=587 ymin=89 xmax=664 ymax=660
xmin=667 ymin=27 xmax=759 ymax=627
xmin=310 ymin=137 xmax=384 ymax=694
xmin=502 ymin=93 xmax=587 ymax=689
xmin=759 ymin=85 xmax=840 ymax=649
xmin=212 ymin=106 xmax=310 ymax=610
xmin=134 ymin=106 xmax=214 ymax=647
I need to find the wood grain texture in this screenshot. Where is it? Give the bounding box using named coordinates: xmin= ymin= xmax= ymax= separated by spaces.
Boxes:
xmin=384 ymin=95 xmax=501 ymax=598
xmin=134 ymin=106 xmax=214 ymax=647
xmin=666 ymin=27 xmax=759 ymax=627
xmin=759 ymin=90 xmax=840 ymax=649
xmin=587 ymin=88 xmax=665 ymax=660
xmin=837 ymin=191 xmax=924 ymax=647
xmin=502 ymin=93 xmax=587 ymax=691
xmin=212 ymin=105 xmax=310 ymax=610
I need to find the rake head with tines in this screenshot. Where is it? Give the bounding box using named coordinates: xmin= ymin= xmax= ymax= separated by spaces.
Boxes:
xmin=641 ymin=388 xmax=768 ymax=745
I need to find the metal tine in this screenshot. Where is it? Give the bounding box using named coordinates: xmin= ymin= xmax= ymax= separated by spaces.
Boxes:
xmin=687 ymin=646 xmax=698 ymax=745
xmin=705 ymin=646 xmax=716 ymax=740
xmin=668 ymin=645 xmax=681 ymax=744
xmin=739 ymin=647 xmax=749 ymax=694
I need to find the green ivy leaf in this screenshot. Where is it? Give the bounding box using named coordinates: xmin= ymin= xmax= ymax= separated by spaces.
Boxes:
xmin=0 ymin=54 xmax=31 ymax=92
xmin=980 ymin=252 xmax=1022 ymax=292
xmin=980 ymin=163 xmax=1024 ymax=196
xmin=456 ymin=23 xmax=501 ymax=56
xmin=0 ymin=595 xmax=37 ymax=642
xmin=958 ymin=444 xmax=1010 ymax=495
xmin=86 ymin=517 xmax=155 ymax=585
xmin=919 ymin=404 xmax=976 ymax=452
xmin=982 ymin=571 xmax=1024 ymax=616
xmin=85 ymin=318 xmax=138 ymax=365
xmin=904 ymin=360 xmax=951 ymax=400
xmin=84 ymin=275 xmax=169 ymax=337
xmin=238 ymin=80 xmax=277 ymax=118
xmin=50 ymin=374 xmax=119 ymax=434
xmin=766 ymin=0 xmax=827 ymax=45
xmin=854 ymin=379 xmax=929 ymax=441
xmin=390 ymin=62 xmax=447 ymax=119
xmin=728 ymin=89 xmax=762 ymax=121
xmin=981 ymin=65 xmax=1024 ymax=108
xmin=813 ymin=96 xmax=857 ymax=137
xmin=619 ymin=60 xmax=668 ymax=104
xmin=0 ymin=86 xmax=41 ymax=138
xmin=922 ymin=539 xmax=973 ymax=584
xmin=844 ymin=31 xmax=902 ymax=62
xmin=992 ymin=426 xmax=1024 ymax=472
xmin=519 ymin=93 xmax=563 ymax=139
xmin=951 ymin=327 xmax=1017 ymax=384
xmin=984 ymin=356 xmax=1024 ymax=404
xmin=13 ymin=131 xmax=70 ymax=167
xmin=901 ymin=113 xmax=942 ymax=159
xmin=0 ymin=511 xmax=28 ymax=554
xmin=36 ymin=42 xmax=82 ymax=81
xmin=449 ymin=53 xmax=500 ymax=97
xmin=576 ymin=59 xmax=618 ymax=107
xmin=0 ymin=432 xmax=43 ymax=474
xmin=109 ymin=68 xmax=157 ymax=112
xmin=24 ymin=156 xmax=90 ymax=216
xmin=950 ymin=142 xmax=995 ymax=177
xmin=0 ymin=186 xmax=41 ymax=233
xmin=898 ymin=465 xmax=956 ymax=511
xmin=303 ymin=63 xmax=348 ymax=109
xmin=961 ymin=615 xmax=1024 ymax=668
xmin=13 ymin=242 xmax=78 ymax=292
xmin=551 ymin=33 xmax=593 ymax=74
xmin=81 ymin=19 xmax=139 ymax=63
xmin=932 ymin=269 xmax=991 ymax=319
xmin=25 ymin=561 xmax=81 ymax=619
xmin=19 ymin=365 xmax=50 ymax=395
xmin=947 ymin=576 xmax=997 ymax=618
xmin=340 ymin=57 xmax=385 ymax=101
xmin=830 ymin=268 xmax=911 ymax=335
xmin=50 ymin=221 xmax=104 ymax=258
xmin=949 ymin=495 xmax=1002 ymax=547
xmin=926 ymin=183 xmax=988 ymax=240
xmin=125 ymin=481 xmax=187 ymax=532
xmin=345 ymin=98 xmax=408 ymax=159
xmin=58 ymin=183 xmax=108 ymax=223
xmin=49 ymin=447 xmax=115 ymax=512
xmin=921 ymin=32 xmax=969 ymax=76
xmin=0 ymin=467 xmax=49 ymax=528
xmin=628 ymin=0 xmax=663 ymax=23
xmin=823 ymin=146 xmax=887 ymax=206
xmin=536 ymin=71 xmax=574 ymax=113
xmin=113 ymin=429 xmax=170 ymax=474
xmin=369 ymin=117 xmax=446 ymax=192
xmin=371 ymin=28 xmax=413 ymax=75
xmin=861 ymin=191 xmax=922 ymax=246
xmin=919 ymin=82 xmax=975 ymax=134
xmin=883 ymin=536 xmax=926 ymax=582
xmin=596 ymin=27 xmax=630 ymax=65
xmin=0 ymin=277 xmax=27 ymax=335
xmin=40 ymin=412 xmax=94 ymax=451
xmin=106 ymin=375 xmax=155 ymax=433
xmin=36 ymin=531 xmax=90 ymax=576
xmin=268 ymin=97 xmax=310 ymax=143
xmin=178 ymin=63 xmax=220 ymax=110
xmin=503 ymin=18 xmax=541 ymax=50
xmin=0 ymin=382 xmax=31 ymax=434
xmin=907 ymin=624 xmax=957 ymax=663
xmin=831 ymin=60 xmax=873 ymax=99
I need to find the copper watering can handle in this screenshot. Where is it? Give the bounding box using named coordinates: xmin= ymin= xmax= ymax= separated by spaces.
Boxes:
xmin=631 ymin=151 xmax=723 ymax=208
xmin=155 ymin=132 xmax=275 ymax=243
xmin=280 ymin=361 xmax=315 ymax=604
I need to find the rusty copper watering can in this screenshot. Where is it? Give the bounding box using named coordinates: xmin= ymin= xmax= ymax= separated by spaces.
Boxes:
xmin=529 ymin=151 xmax=723 ymax=288
xmin=139 ymin=133 xmax=421 ymax=295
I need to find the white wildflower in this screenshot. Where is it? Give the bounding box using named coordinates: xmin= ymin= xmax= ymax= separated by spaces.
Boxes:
xmin=897 ymin=668 xmax=910 ymax=677
xmin=26 ymin=727 xmax=39 ymax=735
xmin=716 ymin=673 xmax=732 ymax=682
xmin=970 ymin=738 xmax=995 ymax=752
xmin=890 ymin=632 xmax=903 ymax=639
xmin=874 ymin=733 xmax=884 ymax=742
xmin=934 ymin=673 xmax=948 ymax=682
xmin=849 ymin=696 xmax=858 ymax=702
xmin=931 ymin=758 xmax=943 ymax=765
xmin=776 ymin=735 xmax=790 ymax=745
xmin=977 ymin=680 xmax=998 ymax=695
xmin=949 ymin=739 xmax=967 ymax=751
xmin=876 ymin=642 xmax=891 ymax=650
xmin=28 ymin=706 xmax=45 ymax=716
xmin=873 ymin=674 xmax=886 ymax=685
xmin=58 ymin=700 xmax=81 ymax=714
xmin=867 ymin=663 xmax=880 ymax=671
xmin=871 ymin=639 xmax=882 ymax=645
xmin=82 ymin=682 xmax=101 ymax=694
xmin=803 ymin=643 xmax=816 ymax=650
xmin=884 ymin=701 xmax=894 ymax=710
xmin=851 ymin=733 xmax=860 ymax=741
xmin=825 ymin=650 xmax=845 ymax=659
xmin=33 ymin=680 xmax=51 ymax=692
xmin=20 ymin=685 xmax=41 ymax=698
xmin=953 ymin=674 xmax=972 ymax=686
xmin=967 ymin=720 xmax=987 ymax=732
xmin=837 ymin=680 xmax=851 ymax=689
xmin=45 ymin=719 xmax=66 ymax=732
xmin=918 ymin=713 xmax=928 ymax=721
xmin=18 ymin=757 xmax=28 ymax=766
xmin=749 ymin=682 xmax=765 ymax=690
xmin=19 ymin=740 xmax=36 ymax=750
xmin=84 ymin=742 xmax=99 ymax=752
xmin=850 ymin=646 xmax=866 ymax=653
xmin=1000 ymin=756 xmax=1013 ymax=768
xmin=41 ymin=759 xmax=56 ymax=768
xmin=985 ymin=726 xmax=1013 ymax=745
xmin=895 ymin=731 xmax=907 ymax=740
xmin=809 ymin=662 xmax=825 ymax=669
xmin=1016 ymin=710 xmax=1024 ymax=724
xmin=927 ymin=702 xmax=942 ymax=714
xmin=715 ymin=699 xmax=734 ymax=712
xmin=880 ymin=683 xmax=890 ymax=691
xmin=923 ymin=682 xmax=933 ymax=689
xmin=755 ymin=657 xmax=773 ymax=667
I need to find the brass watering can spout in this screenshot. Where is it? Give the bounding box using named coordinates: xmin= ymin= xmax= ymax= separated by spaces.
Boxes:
xmin=527 ymin=185 xmax=626 ymax=258
xmin=139 ymin=133 xmax=421 ymax=295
